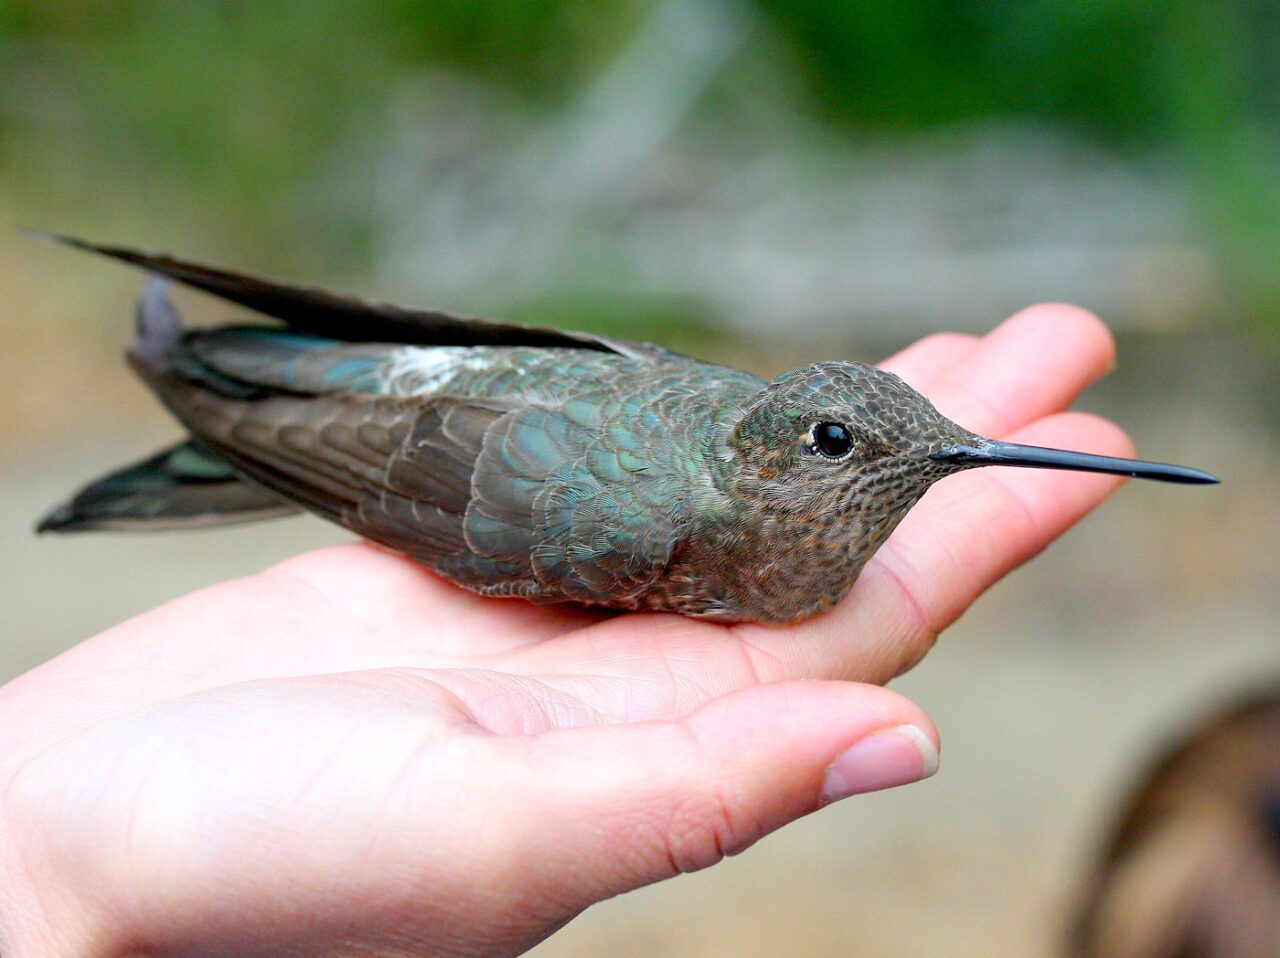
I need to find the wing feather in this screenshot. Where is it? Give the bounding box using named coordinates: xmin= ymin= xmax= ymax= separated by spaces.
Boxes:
xmin=105 ymin=277 xmax=700 ymax=603
xmin=41 ymin=233 xmax=672 ymax=361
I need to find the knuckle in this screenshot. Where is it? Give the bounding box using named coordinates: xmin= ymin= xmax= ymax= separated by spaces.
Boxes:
xmin=658 ymin=786 xmax=763 ymax=875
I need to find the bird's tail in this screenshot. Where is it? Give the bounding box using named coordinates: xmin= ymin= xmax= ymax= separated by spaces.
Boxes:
xmin=37 ymin=278 xmax=299 ymax=533
xmin=131 ymin=274 xmax=182 ymax=368
xmin=37 ymin=440 xmax=299 ymax=533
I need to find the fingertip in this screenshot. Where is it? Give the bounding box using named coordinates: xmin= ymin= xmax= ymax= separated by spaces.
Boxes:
xmin=1002 ymin=303 xmax=1117 ymax=375
xmin=1010 ymin=410 xmax=1138 ymax=462
xmin=684 ymin=680 xmax=934 ymax=752
xmin=666 ymin=681 xmax=940 ymax=861
xmin=682 ymin=680 xmax=942 ymax=807
xmin=820 ymin=722 xmax=940 ymax=804
xmin=700 ymin=682 xmax=941 ymax=805
xmin=516 ymin=681 xmax=940 ymax=886
xmin=921 ymin=331 xmax=982 ymax=352
xmin=926 ymin=304 xmax=1121 ymax=438
xmin=880 ymin=331 xmax=981 ymax=389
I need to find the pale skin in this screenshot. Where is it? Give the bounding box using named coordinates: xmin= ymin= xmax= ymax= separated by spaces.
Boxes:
xmin=0 ymin=306 xmax=1129 ymax=957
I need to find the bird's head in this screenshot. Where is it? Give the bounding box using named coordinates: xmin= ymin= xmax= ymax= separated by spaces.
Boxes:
xmin=730 ymin=361 xmax=1216 ymax=527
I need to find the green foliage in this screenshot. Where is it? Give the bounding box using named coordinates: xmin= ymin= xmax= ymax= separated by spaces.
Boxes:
xmin=0 ymin=1 xmax=642 ymax=266
xmin=745 ymin=0 xmax=1280 ymax=339
xmin=754 ymin=0 xmax=1250 ymax=146
xmin=2 ymin=0 xmax=1278 ymax=339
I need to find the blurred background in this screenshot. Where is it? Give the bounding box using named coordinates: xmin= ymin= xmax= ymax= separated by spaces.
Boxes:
xmin=1 ymin=2 xmax=1277 ymax=955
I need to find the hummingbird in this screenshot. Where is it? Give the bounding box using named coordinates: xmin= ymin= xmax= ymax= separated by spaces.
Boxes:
xmin=37 ymin=236 xmax=1218 ymax=624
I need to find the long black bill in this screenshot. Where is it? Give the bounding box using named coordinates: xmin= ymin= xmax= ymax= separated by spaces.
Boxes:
xmin=931 ymin=440 xmax=1219 ymax=485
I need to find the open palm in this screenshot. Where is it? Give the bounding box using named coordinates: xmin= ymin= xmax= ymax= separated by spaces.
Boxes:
xmin=0 ymin=307 xmax=1127 ymax=958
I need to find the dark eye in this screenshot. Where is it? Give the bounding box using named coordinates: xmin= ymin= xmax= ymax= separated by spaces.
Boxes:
xmin=811 ymin=422 xmax=854 ymax=459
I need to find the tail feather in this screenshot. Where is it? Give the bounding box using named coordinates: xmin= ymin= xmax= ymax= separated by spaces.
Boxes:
xmin=38 ymin=441 xmax=300 ymax=533
xmin=133 ymin=276 xmax=181 ymax=366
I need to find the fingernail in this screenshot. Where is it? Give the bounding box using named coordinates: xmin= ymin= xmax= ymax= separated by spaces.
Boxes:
xmin=820 ymin=724 xmax=939 ymax=804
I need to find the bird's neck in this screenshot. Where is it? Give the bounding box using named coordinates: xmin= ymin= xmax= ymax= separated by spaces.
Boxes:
xmin=685 ymin=463 xmax=934 ymax=623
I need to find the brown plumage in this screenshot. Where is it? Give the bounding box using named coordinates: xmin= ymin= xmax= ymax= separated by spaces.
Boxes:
xmin=1070 ymin=690 xmax=1280 ymax=958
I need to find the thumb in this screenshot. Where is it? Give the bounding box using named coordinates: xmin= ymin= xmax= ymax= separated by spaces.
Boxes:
xmin=503 ymin=680 xmax=939 ymax=902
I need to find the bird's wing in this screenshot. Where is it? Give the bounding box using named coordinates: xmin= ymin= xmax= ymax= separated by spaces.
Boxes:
xmin=129 ymin=288 xmax=692 ymax=600
xmin=142 ymin=374 xmax=690 ymax=602
xmin=468 ymin=399 xmax=693 ymax=605
xmin=37 ymin=232 xmax=674 ymax=361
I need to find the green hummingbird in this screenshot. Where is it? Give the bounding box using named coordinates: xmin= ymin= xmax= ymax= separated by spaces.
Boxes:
xmin=37 ymin=236 xmax=1218 ymax=624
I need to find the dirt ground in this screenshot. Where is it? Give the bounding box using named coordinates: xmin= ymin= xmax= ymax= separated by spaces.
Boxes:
xmin=2 ymin=249 xmax=1276 ymax=957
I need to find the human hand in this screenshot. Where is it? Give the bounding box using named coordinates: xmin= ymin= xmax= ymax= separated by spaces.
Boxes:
xmin=0 ymin=306 xmax=1128 ymax=957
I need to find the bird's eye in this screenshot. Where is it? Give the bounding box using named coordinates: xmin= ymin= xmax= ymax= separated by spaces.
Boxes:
xmin=810 ymin=422 xmax=854 ymax=459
